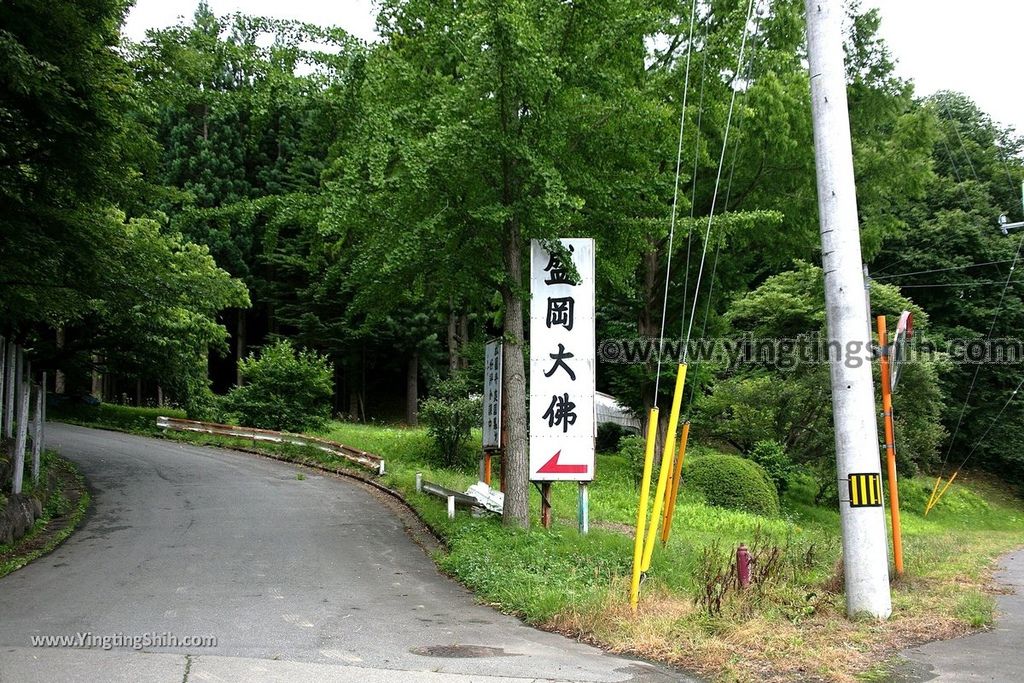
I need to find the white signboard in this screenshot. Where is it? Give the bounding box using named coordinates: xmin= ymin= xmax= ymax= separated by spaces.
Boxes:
xmin=482 ymin=340 xmax=502 ymax=450
xmin=529 ymin=238 xmax=596 ymax=481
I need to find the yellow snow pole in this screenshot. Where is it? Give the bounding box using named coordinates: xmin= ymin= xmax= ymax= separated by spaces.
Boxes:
xmin=641 ymin=363 xmax=687 ymax=572
xmin=630 ymin=408 xmax=660 ymax=611
xmin=661 ymin=420 xmax=691 ymax=545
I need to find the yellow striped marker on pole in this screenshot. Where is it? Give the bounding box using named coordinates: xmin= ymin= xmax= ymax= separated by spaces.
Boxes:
xmin=630 ymin=408 xmax=660 ymax=611
xmin=641 ymin=364 xmax=687 ymax=573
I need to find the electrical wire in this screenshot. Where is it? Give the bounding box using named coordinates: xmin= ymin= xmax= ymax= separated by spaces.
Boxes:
xmin=682 ymin=0 xmax=757 ymax=363
xmin=954 ymin=374 xmax=1024 ymax=472
xmin=941 ymin=99 xmax=982 ymax=186
xmin=895 ymin=279 xmax=1024 ymax=288
xmin=873 ymin=259 xmax=1017 ymax=281
xmin=934 ymin=230 xmax=1024 ymax=482
xmin=679 ymin=12 xmax=711 ymax=343
xmin=653 ymin=0 xmax=699 ymax=403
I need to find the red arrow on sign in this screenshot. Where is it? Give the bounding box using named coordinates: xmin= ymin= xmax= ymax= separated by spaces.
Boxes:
xmin=537 ymin=450 xmax=589 ymax=475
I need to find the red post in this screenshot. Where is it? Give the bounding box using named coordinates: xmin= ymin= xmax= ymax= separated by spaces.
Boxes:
xmin=540 ymin=483 xmax=552 ymax=528
xmin=737 ymin=544 xmax=751 ymax=589
xmin=483 ymin=452 xmax=492 ymax=486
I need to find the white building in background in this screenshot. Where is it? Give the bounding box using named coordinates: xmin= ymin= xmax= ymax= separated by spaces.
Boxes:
xmin=595 ymin=391 xmax=640 ymax=434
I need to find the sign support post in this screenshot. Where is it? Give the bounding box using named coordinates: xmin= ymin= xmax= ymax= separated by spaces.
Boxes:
xmin=578 ymin=482 xmax=589 ymax=535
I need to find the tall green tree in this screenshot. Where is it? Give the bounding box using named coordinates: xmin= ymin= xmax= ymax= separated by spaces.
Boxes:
xmin=870 ymin=91 xmax=1024 ymax=481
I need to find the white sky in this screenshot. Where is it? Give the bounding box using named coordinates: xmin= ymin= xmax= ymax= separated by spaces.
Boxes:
xmin=123 ymin=0 xmax=1023 ymax=135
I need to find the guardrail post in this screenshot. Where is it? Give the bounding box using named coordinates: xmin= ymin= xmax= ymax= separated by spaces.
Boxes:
xmin=447 ymin=495 xmax=456 ymax=520
xmin=378 ymin=460 xmax=385 ymax=476
xmin=415 ymin=472 xmax=423 ymax=492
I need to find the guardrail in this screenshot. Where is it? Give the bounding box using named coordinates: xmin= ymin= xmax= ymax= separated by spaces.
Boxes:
xmin=156 ymin=416 xmax=385 ymax=475
xmin=415 ymin=473 xmax=479 ymax=519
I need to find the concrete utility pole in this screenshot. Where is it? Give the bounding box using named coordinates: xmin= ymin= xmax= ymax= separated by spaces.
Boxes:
xmin=805 ymin=0 xmax=892 ymax=619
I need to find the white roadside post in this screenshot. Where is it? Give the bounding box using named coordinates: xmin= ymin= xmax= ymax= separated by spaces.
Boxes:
xmin=805 ymin=0 xmax=891 ymax=619
xmin=13 ymin=377 xmax=30 ymax=494
xmin=0 ymin=337 xmax=5 ymax=435
xmin=2 ymin=341 xmax=13 ymax=439
xmin=14 ymin=349 xmax=24 ymax=444
xmin=32 ymin=373 xmax=45 ymax=483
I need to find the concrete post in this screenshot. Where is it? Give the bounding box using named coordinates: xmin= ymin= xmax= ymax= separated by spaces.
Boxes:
xmin=805 ymin=0 xmax=892 ymax=619
xmin=32 ymin=376 xmax=44 ymax=483
xmin=0 ymin=337 xmax=5 ymax=437
xmin=13 ymin=379 xmax=30 ymax=494
xmin=14 ymin=349 xmax=23 ymax=438
xmin=4 ymin=342 xmax=15 ymax=439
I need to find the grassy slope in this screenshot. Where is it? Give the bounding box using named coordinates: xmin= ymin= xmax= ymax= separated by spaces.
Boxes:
xmin=320 ymin=421 xmax=1024 ymax=682
xmin=52 ymin=407 xmax=1024 ymax=682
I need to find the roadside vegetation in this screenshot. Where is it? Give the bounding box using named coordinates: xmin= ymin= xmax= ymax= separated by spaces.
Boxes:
xmin=0 ymin=454 xmax=90 ymax=579
xmin=58 ymin=403 xmax=1024 ymax=682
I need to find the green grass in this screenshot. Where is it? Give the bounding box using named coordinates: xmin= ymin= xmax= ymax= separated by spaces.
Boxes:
xmin=51 ymin=402 xmax=186 ymax=434
xmin=56 ymin=406 xmax=1024 ymax=682
xmin=0 ymin=453 xmax=90 ymax=579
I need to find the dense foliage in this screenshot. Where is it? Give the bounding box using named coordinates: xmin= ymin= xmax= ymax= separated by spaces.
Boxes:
xmin=220 ymin=340 xmax=334 ymax=432
xmin=419 ymin=374 xmax=482 ymax=469
xmin=4 ymin=1 xmax=1023 ymax=523
xmin=686 ymin=453 xmax=780 ymax=517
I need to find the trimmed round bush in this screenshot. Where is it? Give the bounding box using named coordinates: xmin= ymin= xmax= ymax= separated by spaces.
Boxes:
xmin=686 ymin=453 xmax=780 ymax=517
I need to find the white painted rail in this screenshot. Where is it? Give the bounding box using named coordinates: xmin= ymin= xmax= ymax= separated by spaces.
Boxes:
xmin=156 ymin=416 xmax=385 ymax=475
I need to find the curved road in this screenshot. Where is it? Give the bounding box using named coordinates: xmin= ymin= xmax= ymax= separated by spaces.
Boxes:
xmin=0 ymin=423 xmax=685 ymax=682
xmin=899 ymin=548 xmax=1024 ymax=682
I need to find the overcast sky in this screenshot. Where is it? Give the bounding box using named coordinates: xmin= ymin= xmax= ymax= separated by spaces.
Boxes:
xmin=123 ymin=0 xmax=1024 ymax=135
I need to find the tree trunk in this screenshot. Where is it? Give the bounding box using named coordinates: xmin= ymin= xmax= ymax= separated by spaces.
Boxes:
xmin=136 ymin=377 xmax=142 ymax=406
xmin=4 ymin=341 xmax=15 ymax=439
xmin=501 ymin=227 xmax=529 ymax=528
xmin=91 ymin=354 xmax=103 ymax=401
xmin=406 ymin=351 xmax=419 ymax=426
xmin=0 ymin=337 xmax=6 ymax=439
xmin=448 ymin=302 xmax=459 ymax=372
xmin=55 ymin=327 xmax=66 ymax=394
xmin=638 ymin=243 xmax=666 ymax=459
xmin=235 ymin=309 xmax=247 ymax=386
xmin=157 ymin=385 xmax=164 ymax=407
xmin=459 ymin=313 xmax=470 ymax=369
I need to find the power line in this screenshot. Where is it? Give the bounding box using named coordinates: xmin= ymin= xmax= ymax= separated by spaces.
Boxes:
xmin=954 ymin=374 xmax=1024 ymax=472
xmin=895 ymin=279 xmax=1023 ymax=288
xmin=653 ymin=0 xmax=699 ymax=402
xmin=873 ymin=259 xmax=1017 ymax=281
xmin=679 ymin=13 xmax=711 ymax=341
xmin=934 ymin=230 xmax=1024 ymax=483
xmin=697 ymin=6 xmax=764 ymax=346
xmin=682 ymin=0 xmax=756 ymax=362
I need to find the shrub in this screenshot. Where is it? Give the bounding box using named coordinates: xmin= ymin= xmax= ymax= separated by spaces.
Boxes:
xmin=747 ymin=440 xmax=795 ymax=495
xmin=219 ymin=340 xmax=333 ymax=433
xmin=419 ymin=373 xmax=481 ymax=469
xmin=597 ymin=422 xmax=627 ymax=453
xmin=619 ymin=435 xmax=647 ymax=486
xmin=686 ymin=453 xmax=780 ymax=517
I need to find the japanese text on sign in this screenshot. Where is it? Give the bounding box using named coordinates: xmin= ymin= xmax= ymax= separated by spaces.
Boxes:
xmin=483 ymin=340 xmax=502 ymax=450
xmin=529 ymin=239 xmax=596 ymax=481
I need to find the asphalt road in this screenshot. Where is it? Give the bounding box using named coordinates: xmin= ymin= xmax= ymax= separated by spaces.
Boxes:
xmin=0 ymin=423 xmax=688 ymax=682
xmin=898 ymin=549 xmax=1024 ymax=682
